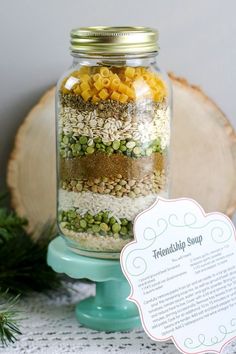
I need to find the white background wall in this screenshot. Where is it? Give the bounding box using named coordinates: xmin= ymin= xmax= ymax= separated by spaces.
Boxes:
xmin=0 ymin=0 xmax=235 ymax=189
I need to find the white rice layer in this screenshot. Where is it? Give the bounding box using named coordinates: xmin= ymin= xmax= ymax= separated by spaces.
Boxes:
xmin=60 ymin=227 xmax=131 ymax=256
xmin=58 ymin=189 xmax=165 ymax=221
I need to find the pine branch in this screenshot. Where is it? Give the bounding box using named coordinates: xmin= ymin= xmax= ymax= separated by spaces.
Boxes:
xmin=0 ymin=201 xmax=62 ymax=295
xmin=0 ymin=193 xmax=64 ymax=346
xmin=0 ymin=223 xmax=61 ymax=295
xmin=0 ymin=208 xmax=27 ymax=239
xmin=0 ymin=292 xmax=22 ymax=346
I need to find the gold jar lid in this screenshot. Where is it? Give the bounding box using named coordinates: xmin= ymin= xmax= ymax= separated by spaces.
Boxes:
xmin=70 ymin=26 xmax=159 ymax=55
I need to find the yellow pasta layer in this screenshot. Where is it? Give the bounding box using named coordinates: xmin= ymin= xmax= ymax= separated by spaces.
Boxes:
xmin=60 ymin=65 xmax=167 ymax=103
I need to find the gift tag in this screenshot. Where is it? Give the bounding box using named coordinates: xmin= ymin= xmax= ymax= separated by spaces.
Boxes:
xmin=120 ymin=197 xmax=236 ymax=354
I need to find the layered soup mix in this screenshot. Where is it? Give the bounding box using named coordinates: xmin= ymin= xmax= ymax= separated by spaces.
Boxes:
xmin=58 ymin=65 xmax=170 ymax=258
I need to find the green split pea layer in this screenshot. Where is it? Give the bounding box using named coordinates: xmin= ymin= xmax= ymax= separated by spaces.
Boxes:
xmin=60 ymin=133 xmax=163 ymax=159
xmin=59 ymin=209 xmax=132 ymax=240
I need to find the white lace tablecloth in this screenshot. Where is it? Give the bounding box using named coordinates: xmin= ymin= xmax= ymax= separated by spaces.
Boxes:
xmin=1 ymin=281 xmax=236 ymax=354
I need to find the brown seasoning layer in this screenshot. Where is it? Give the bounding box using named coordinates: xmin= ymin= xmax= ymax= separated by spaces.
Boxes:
xmin=60 ymin=151 xmax=164 ymax=180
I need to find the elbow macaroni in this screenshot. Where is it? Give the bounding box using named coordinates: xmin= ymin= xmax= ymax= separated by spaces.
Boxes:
xmin=100 ymin=67 xmax=110 ymax=77
xmin=102 ymin=78 xmax=110 ymax=88
xmin=61 ymin=65 xmax=167 ymax=103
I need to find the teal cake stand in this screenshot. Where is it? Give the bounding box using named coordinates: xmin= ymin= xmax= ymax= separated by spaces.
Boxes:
xmin=47 ymin=236 xmax=141 ymax=331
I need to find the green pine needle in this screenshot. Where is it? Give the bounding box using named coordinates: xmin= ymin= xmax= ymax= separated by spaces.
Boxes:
xmin=0 ymin=292 xmax=22 ymax=346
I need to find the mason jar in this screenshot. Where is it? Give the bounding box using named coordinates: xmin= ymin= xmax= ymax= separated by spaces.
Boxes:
xmin=56 ymin=27 xmax=171 ymax=259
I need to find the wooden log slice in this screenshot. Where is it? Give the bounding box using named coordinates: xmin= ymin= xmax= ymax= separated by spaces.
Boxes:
xmin=7 ymin=74 xmax=236 ymax=237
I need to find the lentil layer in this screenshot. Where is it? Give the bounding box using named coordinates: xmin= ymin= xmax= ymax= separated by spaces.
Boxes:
xmin=61 ymin=170 xmax=165 ymax=198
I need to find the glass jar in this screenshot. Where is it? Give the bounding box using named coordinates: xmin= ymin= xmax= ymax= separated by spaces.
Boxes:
xmin=56 ymin=27 xmax=171 ymax=259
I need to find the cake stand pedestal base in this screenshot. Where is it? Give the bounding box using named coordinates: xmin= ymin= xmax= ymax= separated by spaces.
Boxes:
xmin=47 ymin=236 xmax=141 ymax=331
